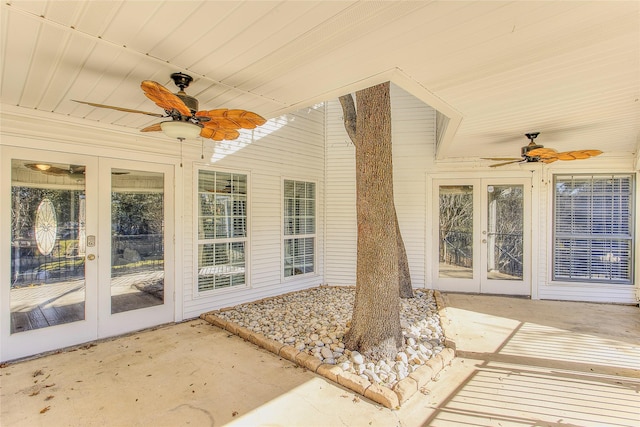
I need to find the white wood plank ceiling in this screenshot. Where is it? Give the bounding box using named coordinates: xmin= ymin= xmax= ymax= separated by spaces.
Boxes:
xmin=1 ymin=1 xmax=638 ymax=161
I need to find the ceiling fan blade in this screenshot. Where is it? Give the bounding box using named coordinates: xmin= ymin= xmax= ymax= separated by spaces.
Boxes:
xmin=70 ymin=165 xmax=85 ymax=174
xmin=223 ymin=109 xmax=267 ymax=128
xmin=557 ymin=149 xmax=602 ymax=160
xmin=196 ymin=109 xmax=267 ymax=130
xmin=72 ymin=100 xmax=164 ymax=117
xmin=24 ymin=164 xmax=66 ymax=175
xmin=489 ymin=160 xmax=522 ymax=168
xmin=200 ymin=113 xmax=241 ymax=129
xmin=481 ymin=157 xmax=522 ymax=161
xmin=45 ymin=166 xmax=73 ymax=175
xmin=200 ymin=127 xmax=240 ymax=141
xmin=557 ymin=151 xmax=588 ymax=160
xmin=527 ymin=147 xmax=557 ymax=157
xmin=581 ymin=149 xmax=603 ymax=157
xmin=140 ymin=123 xmax=163 ymax=133
xmin=141 ymin=81 xmax=192 ymax=117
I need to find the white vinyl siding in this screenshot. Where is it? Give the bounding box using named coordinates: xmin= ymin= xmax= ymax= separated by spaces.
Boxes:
xmin=553 ymin=174 xmax=634 ymax=285
xmin=283 ymin=180 xmax=316 ymax=277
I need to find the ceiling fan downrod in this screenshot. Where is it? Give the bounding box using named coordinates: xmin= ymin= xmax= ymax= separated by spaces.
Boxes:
xmin=170 ymin=72 xmax=199 ymax=113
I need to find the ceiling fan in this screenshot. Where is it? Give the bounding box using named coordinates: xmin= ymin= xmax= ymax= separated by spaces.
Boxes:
xmin=483 ymin=132 xmax=603 ymax=167
xmin=24 ymin=163 xmax=128 ymax=177
xmin=25 ymin=163 xmax=86 ymax=178
xmin=73 ymin=73 xmax=266 ymax=141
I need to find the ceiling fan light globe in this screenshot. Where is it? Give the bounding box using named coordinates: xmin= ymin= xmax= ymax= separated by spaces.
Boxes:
xmin=160 ymin=121 xmax=201 ymax=140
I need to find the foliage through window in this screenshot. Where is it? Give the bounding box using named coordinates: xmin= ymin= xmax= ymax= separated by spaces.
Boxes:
xmin=197 ymin=170 xmax=247 ymax=291
xmin=284 ymin=180 xmax=315 ymax=277
xmin=553 ymin=174 xmax=634 ymax=284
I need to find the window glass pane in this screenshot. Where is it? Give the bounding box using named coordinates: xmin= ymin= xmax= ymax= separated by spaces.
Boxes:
xmin=198 ymin=242 xmax=246 ymax=291
xmin=284 ymin=180 xmax=295 ymax=198
xmin=198 ymin=170 xmax=215 ymax=192
xmin=284 ymin=237 xmax=314 ymax=277
xmin=553 ymin=175 xmax=634 ymax=284
xmin=306 ymin=182 xmax=315 ymax=199
xmin=306 ymin=218 xmax=315 ymax=234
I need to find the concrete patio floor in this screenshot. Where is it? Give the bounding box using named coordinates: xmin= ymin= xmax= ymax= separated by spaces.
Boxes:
xmin=1 ymin=293 xmax=639 ymax=426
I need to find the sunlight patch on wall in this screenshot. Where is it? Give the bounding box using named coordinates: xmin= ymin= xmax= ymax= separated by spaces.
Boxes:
xmin=207 ymin=103 xmax=323 ymax=163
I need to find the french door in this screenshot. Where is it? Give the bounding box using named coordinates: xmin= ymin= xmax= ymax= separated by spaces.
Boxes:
xmin=1 ymin=147 xmax=174 ymax=361
xmin=433 ymin=178 xmax=531 ymax=295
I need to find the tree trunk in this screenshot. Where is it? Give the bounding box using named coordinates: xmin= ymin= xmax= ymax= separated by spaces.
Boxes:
xmin=395 ymin=211 xmax=413 ymax=298
xmin=338 ymin=93 xmax=414 ymax=299
xmin=343 ymin=82 xmax=403 ymax=360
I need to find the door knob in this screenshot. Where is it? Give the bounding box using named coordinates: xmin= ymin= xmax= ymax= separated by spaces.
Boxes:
xmin=87 ymin=254 xmax=96 ymax=261
xmin=482 ymin=239 xmax=487 ymax=244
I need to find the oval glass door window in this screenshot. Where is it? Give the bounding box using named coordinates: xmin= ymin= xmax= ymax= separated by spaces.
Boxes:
xmin=35 ymin=198 xmax=57 ymax=256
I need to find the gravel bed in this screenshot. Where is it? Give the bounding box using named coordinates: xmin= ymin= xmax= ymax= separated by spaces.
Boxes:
xmin=215 ymin=286 xmax=445 ymax=388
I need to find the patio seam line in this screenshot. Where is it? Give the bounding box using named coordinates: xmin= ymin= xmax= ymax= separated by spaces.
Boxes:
xmin=199 ymin=288 xmax=456 ymax=409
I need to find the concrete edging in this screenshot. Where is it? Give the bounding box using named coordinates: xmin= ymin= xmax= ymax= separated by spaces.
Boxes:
xmin=200 ymin=289 xmax=456 ymax=409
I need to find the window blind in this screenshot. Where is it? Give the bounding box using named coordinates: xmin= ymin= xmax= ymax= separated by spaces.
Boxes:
xmin=553 ymin=174 xmax=634 ymax=284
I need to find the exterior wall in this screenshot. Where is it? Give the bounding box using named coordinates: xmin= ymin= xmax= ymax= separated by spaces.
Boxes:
xmin=3 ymin=87 xmax=637 ymax=361
xmin=324 ymin=85 xmax=638 ymax=304
xmin=324 ymin=84 xmax=436 ymax=287
xmin=0 ymin=103 xmax=328 ymax=327
xmin=1 ymin=82 xmax=638 ymax=346
xmin=180 ymin=105 xmax=326 ymax=319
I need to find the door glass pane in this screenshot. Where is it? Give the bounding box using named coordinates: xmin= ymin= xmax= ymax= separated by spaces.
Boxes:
xmin=111 ymin=169 xmax=164 ymax=314
xmin=439 ymin=185 xmax=473 ymax=278
xmin=487 ymin=185 xmax=523 ymax=280
xmin=10 ymin=160 xmax=86 ymax=333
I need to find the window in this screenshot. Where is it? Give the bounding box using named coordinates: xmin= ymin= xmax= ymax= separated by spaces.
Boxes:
xmin=284 ymin=180 xmax=315 ymax=277
xmin=553 ymin=174 xmax=634 ymax=284
xmin=197 ymin=170 xmax=247 ymax=291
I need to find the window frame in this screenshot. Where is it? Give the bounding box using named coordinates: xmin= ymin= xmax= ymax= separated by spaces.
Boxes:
xmin=282 ymin=178 xmax=317 ymax=280
xmin=552 ymin=173 xmax=635 ymax=285
xmin=194 ymin=166 xmax=250 ymax=295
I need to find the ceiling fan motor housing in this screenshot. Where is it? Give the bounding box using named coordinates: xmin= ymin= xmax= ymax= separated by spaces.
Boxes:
xmin=522 ymin=143 xmax=544 ymax=160
xmin=175 ymin=92 xmax=198 ymax=113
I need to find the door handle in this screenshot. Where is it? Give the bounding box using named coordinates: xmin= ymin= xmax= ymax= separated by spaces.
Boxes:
xmin=87 ymin=254 xmax=96 ymax=261
xmin=482 ymin=239 xmax=487 ymax=244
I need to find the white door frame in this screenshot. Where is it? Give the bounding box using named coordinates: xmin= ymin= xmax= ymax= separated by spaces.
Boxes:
xmin=1 ymin=147 xmax=99 ymax=361
xmin=97 ymin=157 xmax=175 ymax=338
xmin=428 ymin=173 xmax=532 ymax=296
xmin=1 ymin=148 xmax=176 ymax=361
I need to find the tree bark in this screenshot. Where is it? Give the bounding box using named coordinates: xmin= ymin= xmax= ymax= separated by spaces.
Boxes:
xmin=338 ymin=93 xmax=414 ymax=299
xmin=342 ymin=82 xmax=403 ymax=360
